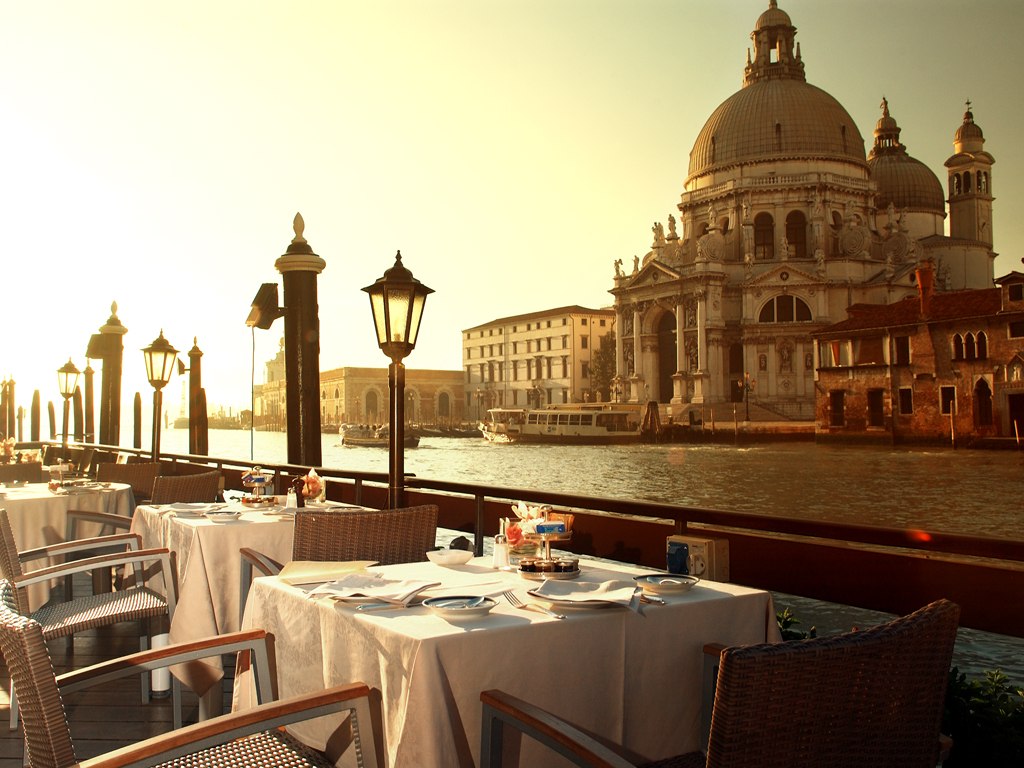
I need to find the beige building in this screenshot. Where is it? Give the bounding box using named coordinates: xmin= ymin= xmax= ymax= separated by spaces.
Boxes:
xmin=253 ymin=340 xmax=465 ymax=430
xmin=611 ymin=1 xmax=997 ymax=422
xmin=463 ymin=305 xmax=615 ymax=420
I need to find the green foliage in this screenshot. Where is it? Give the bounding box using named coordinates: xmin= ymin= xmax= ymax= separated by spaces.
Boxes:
xmin=775 ymin=607 xmax=816 ymax=640
xmin=590 ymin=330 xmax=616 ymax=400
xmin=943 ymin=667 xmax=1024 ymax=766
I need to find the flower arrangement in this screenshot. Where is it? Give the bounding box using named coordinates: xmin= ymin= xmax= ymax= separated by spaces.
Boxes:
xmin=302 ymin=468 xmax=325 ymax=500
xmin=0 ymin=438 xmax=14 ymax=464
xmin=505 ymin=501 xmax=551 ymax=549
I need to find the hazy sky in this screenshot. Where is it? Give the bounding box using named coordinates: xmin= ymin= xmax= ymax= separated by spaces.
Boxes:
xmin=3 ymin=0 xmax=1021 ymax=422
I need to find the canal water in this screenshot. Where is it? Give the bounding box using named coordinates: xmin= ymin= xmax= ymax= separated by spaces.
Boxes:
xmin=162 ymin=428 xmax=1024 ymax=679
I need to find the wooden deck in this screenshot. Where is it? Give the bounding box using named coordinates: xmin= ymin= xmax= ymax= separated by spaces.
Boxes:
xmin=0 ymin=577 xmax=235 ymax=766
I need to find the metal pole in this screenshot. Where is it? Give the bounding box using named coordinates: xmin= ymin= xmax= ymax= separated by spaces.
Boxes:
xmin=389 ymin=361 xmax=406 ymax=508
xmin=61 ymin=397 xmax=71 ymax=455
xmin=152 ymin=389 xmax=162 ymax=460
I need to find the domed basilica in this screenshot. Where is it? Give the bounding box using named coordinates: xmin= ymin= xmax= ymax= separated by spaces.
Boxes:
xmin=610 ymin=0 xmax=995 ymax=419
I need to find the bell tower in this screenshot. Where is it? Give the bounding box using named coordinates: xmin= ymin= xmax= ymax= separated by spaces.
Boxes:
xmin=945 ymin=102 xmax=995 ymax=246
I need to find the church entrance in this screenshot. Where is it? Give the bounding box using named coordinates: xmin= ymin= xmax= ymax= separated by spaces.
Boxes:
xmin=656 ymin=312 xmax=676 ymax=403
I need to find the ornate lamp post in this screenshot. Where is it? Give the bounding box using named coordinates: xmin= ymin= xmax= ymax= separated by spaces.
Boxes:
xmin=57 ymin=359 xmax=81 ymax=456
xmin=363 ymin=251 xmax=433 ymax=508
xmin=142 ymin=331 xmax=179 ymax=461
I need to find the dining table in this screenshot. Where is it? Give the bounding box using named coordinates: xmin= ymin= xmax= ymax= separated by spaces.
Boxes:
xmin=233 ymin=557 xmax=781 ymax=768
xmin=0 ymin=480 xmax=135 ymax=609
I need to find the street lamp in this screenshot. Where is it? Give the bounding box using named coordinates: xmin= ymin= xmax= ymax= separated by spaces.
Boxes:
xmin=56 ymin=358 xmax=80 ymax=457
xmin=142 ymin=330 xmax=179 ymax=461
xmin=363 ymin=250 xmax=433 ymax=508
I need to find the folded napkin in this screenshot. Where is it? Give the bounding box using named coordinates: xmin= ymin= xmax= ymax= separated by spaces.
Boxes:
xmin=169 ymin=502 xmax=226 ymax=516
xmin=530 ymin=579 xmax=639 ymax=608
xmin=307 ymin=574 xmax=440 ymax=605
xmin=279 ymin=560 xmax=377 ymax=586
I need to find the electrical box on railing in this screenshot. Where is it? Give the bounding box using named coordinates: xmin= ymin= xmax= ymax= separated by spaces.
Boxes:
xmin=666 ymin=535 xmax=729 ymax=582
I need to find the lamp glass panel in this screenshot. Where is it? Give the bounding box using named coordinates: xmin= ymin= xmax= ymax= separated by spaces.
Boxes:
xmin=407 ymin=291 xmax=426 ymax=347
xmin=385 ymin=288 xmax=412 ymax=343
xmin=57 ymin=369 xmax=79 ymax=398
xmin=370 ymin=292 xmax=388 ymax=346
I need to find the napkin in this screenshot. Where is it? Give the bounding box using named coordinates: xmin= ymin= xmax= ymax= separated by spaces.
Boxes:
xmin=169 ymin=503 xmax=226 ymax=516
xmin=279 ymin=560 xmax=377 ymax=586
xmin=530 ymin=579 xmax=640 ymax=608
xmin=307 ymin=574 xmax=441 ymax=605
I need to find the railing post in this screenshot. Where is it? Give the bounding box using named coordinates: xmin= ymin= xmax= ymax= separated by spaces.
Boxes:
xmin=474 ymin=493 xmax=486 ymax=556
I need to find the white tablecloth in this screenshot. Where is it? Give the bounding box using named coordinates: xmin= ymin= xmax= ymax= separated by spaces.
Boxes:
xmin=0 ymin=481 xmax=134 ymax=609
xmin=234 ymin=558 xmax=780 ymax=767
xmin=131 ymin=503 xmax=297 ymax=692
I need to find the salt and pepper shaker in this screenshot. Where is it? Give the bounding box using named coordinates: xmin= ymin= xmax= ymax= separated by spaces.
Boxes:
xmin=492 ymin=520 xmax=510 ymax=569
xmin=291 ymin=476 xmax=306 ymax=508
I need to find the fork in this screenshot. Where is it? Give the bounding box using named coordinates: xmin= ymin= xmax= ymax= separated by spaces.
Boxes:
xmin=501 ymin=589 xmax=566 ymax=620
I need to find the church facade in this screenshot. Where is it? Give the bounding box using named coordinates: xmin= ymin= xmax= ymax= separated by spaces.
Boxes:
xmin=610 ymin=1 xmax=996 ymax=422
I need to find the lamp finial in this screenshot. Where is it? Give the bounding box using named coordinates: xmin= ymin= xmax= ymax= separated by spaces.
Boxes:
xmin=292 ymin=213 xmax=307 ymax=244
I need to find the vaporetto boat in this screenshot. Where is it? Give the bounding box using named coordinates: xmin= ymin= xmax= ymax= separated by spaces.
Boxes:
xmin=479 ymin=405 xmax=642 ymax=445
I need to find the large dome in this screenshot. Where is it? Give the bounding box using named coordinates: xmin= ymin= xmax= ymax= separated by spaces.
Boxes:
xmin=688 ymin=78 xmax=867 ymax=181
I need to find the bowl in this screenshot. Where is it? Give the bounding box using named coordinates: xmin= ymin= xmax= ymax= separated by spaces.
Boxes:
xmin=425 ymin=549 xmax=474 ymax=566
xmin=634 ymin=574 xmax=700 ymax=595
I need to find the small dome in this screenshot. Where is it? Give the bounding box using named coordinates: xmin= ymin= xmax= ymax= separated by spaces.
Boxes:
xmin=867 ymin=98 xmax=944 ymax=213
xmin=755 ymin=0 xmax=792 ymax=31
xmin=954 ymin=104 xmax=984 ymax=145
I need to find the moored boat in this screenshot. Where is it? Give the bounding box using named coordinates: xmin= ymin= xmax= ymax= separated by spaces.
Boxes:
xmin=340 ymin=424 xmax=420 ymax=448
xmin=479 ymin=405 xmax=642 ymax=445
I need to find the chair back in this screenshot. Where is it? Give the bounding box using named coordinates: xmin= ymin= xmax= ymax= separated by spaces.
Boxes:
xmin=150 ymin=469 xmax=221 ymax=504
xmin=0 ymin=462 xmax=43 ymax=484
xmin=96 ymin=462 xmax=160 ymax=502
xmin=0 ymin=580 xmax=78 ymax=768
xmin=292 ymin=505 xmax=438 ymax=565
xmin=706 ymin=599 xmax=960 ymax=768
xmin=0 ymin=510 xmax=29 ymax=613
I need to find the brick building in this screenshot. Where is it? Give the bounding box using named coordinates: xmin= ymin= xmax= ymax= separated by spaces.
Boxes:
xmin=813 ymin=263 xmax=1024 ymax=444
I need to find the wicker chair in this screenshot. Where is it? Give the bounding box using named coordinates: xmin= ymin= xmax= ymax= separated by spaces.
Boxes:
xmin=0 ymin=508 xmax=176 ymax=728
xmin=97 ymin=461 xmax=161 ymax=504
xmin=0 ymin=581 xmax=384 ymax=768
xmin=238 ymin=505 xmax=439 ymax=624
xmin=0 ymin=463 xmax=43 ymax=484
xmin=480 ymin=599 xmax=961 ymax=768
xmin=150 ymin=469 xmax=222 ymax=504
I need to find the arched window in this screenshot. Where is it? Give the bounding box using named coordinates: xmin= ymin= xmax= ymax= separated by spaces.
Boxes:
xmin=952 ymin=174 xmax=962 ymax=195
xmin=831 ymin=211 xmax=843 ymax=231
xmin=334 ymin=387 xmax=340 ymax=399
xmin=754 ymin=213 xmax=774 ymax=260
xmin=720 ymin=217 xmax=729 ymax=235
xmin=758 ymin=295 xmax=812 ymax=323
xmin=977 ymin=331 xmax=988 ymax=359
xmin=974 ymin=378 xmax=993 ymax=426
xmin=964 ymin=171 xmax=972 ymax=193
xmin=786 ymin=211 xmax=807 ymax=259
xmin=965 ymin=333 xmax=977 ymax=361
xmin=952 ymin=334 xmax=964 ymax=360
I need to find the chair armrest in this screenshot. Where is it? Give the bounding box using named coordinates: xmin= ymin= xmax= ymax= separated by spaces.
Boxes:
xmin=58 ymin=629 xmax=276 ymax=705
xmin=240 ymin=547 xmax=283 ymax=579
xmin=65 ymin=509 xmax=133 ymax=540
xmin=78 ymin=682 xmax=384 ymax=768
xmin=15 ymin=548 xmax=178 ymax=614
xmin=19 ymin=533 xmax=142 ymax=563
xmin=480 ymin=689 xmax=638 ymax=768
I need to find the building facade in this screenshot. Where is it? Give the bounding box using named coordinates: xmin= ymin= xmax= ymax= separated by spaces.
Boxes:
xmin=813 ymin=264 xmax=1024 ymax=444
xmin=253 ymin=340 xmax=465 ymax=431
xmin=610 ymin=1 xmax=997 ymax=422
xmin=462 ymin=305 xmax=615 ymax=420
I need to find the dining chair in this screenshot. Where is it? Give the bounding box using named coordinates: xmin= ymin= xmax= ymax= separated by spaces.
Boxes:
xmin=238 ymin=504 xmax=439 ymax=625
xmin=150 ymin=469 xmax=222 ymax=504
xmin=0 ymin=463 xmax=43 ymax=484
xmin=96 ymin=461 xmax=161 ymax=505
xmin=0 ymin=581 xmax=385 ymax=768
xmin=480 ymin=599 xmax=961 ymax=768
xmin=0 ymin=508 xmax=177 ymax=728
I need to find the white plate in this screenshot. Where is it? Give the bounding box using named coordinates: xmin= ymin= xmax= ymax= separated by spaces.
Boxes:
xmin=422 ymin=595 xmax=496 ymax=619
xmin=204 ymin=510 xmax=242 ymax=522
xmin=425 ymin=549 xmax=474 ymax=566
xmin=526 ymin=589 xmax=615 ymax=609
xmin=634 ymin=574 xmax=700 ymax=595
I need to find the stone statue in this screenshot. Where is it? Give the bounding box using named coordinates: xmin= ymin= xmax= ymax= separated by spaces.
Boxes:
xmin=707 ymin=203 xmax=717 ymax=228
xmin=811 ymin=189 xmax=823 ymax=217
xmin=887 ymin=202 xmax=896 ymax=229
xmin=614 ymin=258 xmax=623 ymax=277
xmin=742 ymin=198 xmax=751 ymax=222
xmin=632 ymin=255 xmax=640 ymax=273
xmin=667 ymin=214 xmax=677 ymax=239
xmin=779 ymin=344 xmax=792 ymax=372
xmin=652 ymin=222 xmax=665 ymax=246
xmin=744 ymin=252 xmax=753 ymax=278
xmin=815 ymin=249 xmax=826 ymax=276
xmin=780 ymin=235 xmax=790 ymax=260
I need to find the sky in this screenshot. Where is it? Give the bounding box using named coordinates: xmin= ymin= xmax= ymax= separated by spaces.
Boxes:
xmin=2 ymin=0 xmax=1022 ymax=427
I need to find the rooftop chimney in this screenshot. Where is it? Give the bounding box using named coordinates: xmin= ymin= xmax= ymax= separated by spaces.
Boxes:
xmin=916 ymin=259 xmax=935 ymax=318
